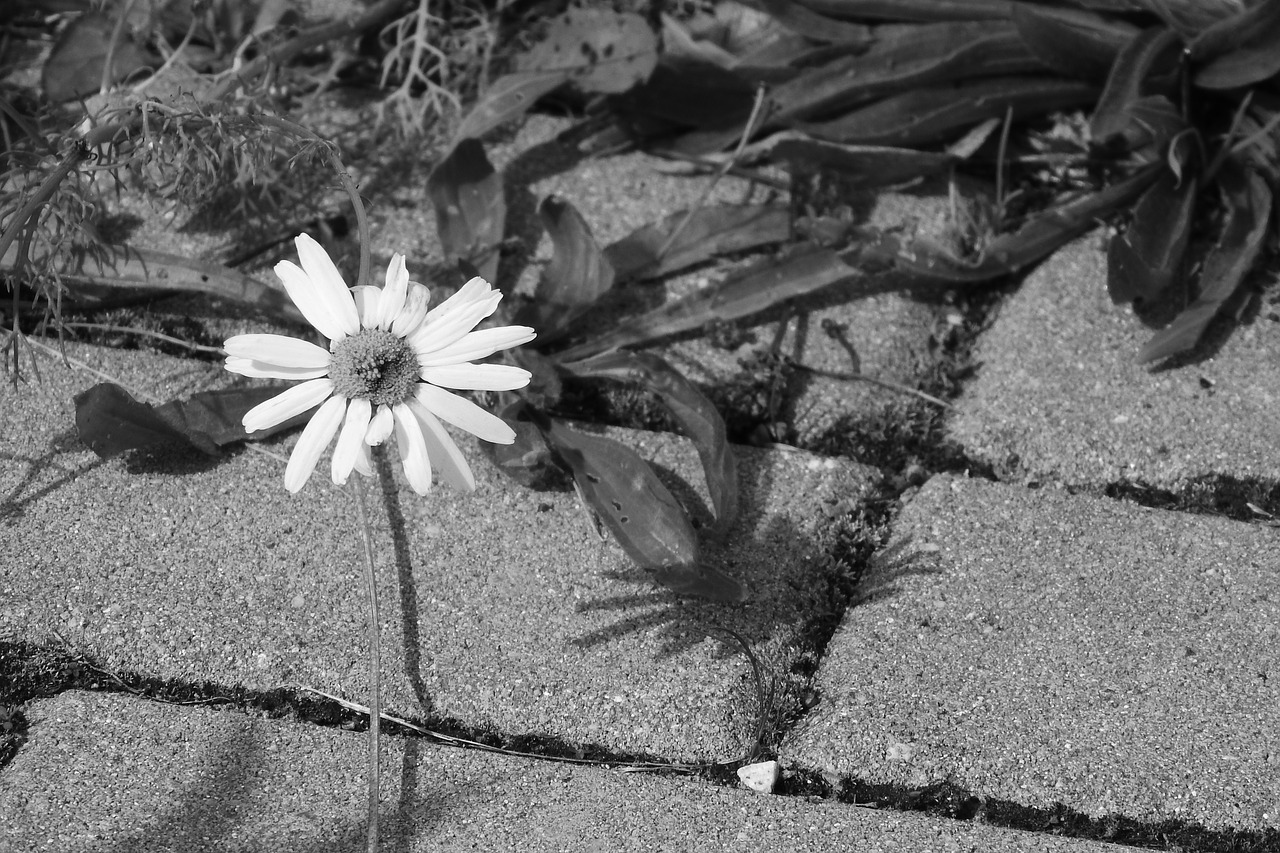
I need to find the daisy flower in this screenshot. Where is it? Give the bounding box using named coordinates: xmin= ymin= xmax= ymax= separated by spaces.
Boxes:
xmin=224 ymin=234 xmax=534 ymax=494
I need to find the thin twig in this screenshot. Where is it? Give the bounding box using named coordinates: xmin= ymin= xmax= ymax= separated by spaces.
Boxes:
xmin=351 ymin=475 xmax=381 ymax=853
xmin=654 ymin=84 xmax=769 ymax=262
xmin=793 ymin=362 xmax=955 ymax=410
xmin=253 ymin=115 xmax=371 ymax=288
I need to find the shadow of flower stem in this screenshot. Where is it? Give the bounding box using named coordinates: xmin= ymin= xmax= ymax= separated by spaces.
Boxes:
xmin=350 ymin=474 xmax=381 ymax=853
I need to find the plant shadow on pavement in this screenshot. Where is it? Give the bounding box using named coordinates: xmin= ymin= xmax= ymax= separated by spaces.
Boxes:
xmin=79 ymin=727 xmax=463 ymax=853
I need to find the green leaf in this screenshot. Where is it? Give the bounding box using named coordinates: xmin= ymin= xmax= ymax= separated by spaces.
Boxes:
xmin=74 ymin=384 xmax=309 ymax=459
xmin=539 ymin=418 xmax=746 ymax=602
xmin=1188 ymin=0 xmax=1280 ymax=67
xmin=768 ymin=23 xmax=1036 ymax=126
xmin=1089 ymin=26 xmax=1181 ymax=147
xmin=795 ymin=0 xmax=1016 ymax=24
xmin=484 ymin=400 xmax=559 ymax=489
xmin=1012 ymin=3 xmax=1139 ymax=81
xmin=868 ymin=164 xmax=1161 ymax=283
xmin=1107 ymin=168 xmax=1198 ymax=305
xmin=561 ymin=351 xmax=738 ymax=535
xmin=1193 ymin=0 xmax=1280 ymax=89
xmin=799 ymin=77 xmax=1097 ymax=147
xmin=1138 ymin=164 xmax=1271 ymax=364
xmin=425 ymin=139 xmax=505 ymax=283
xmin=771 ymin=137 xmax=956 ymax=188
xmin=42 ymin=12 xmax=154 ymax=101
xmin=454 ymin=71 xmax=570 ymax=143
xmin=516 ymin=8 xmax=658 ymax=94
xmin=757 ymin=0 xmax=874 ymax=44
xmin=603 ymin=204 xmax=790 ymax=281
xmin=525 ymin=196 xmax=614 ymax=344
xmin=557 ymin=243 xmax=858 ymax=361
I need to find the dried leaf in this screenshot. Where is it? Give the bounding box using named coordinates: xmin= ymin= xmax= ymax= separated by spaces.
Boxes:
xmin=2 ymin=243 xmax=304 ymax=325
xmin=561 ymin=351 xmax=738 ymax=535
xmin=603 ymin=204 xmax=790 ymax=281
xmin=426 ymin=139 xmax=505 ymax=283
xmin=516 ymin=8 xmax=658 ymax=94
xmin=1138 ymin=164 xmax=1271 ymax=363
xmin=75 ymin=384 xmax=308 ymax=458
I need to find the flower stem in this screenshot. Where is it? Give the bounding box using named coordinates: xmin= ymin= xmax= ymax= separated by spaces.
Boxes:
xmin=351 ymin=475 xmax=381 ymax=853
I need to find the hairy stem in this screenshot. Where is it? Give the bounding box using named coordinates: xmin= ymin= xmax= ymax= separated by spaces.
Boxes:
xmin=352 ymin=474 xmax=381 ymax=853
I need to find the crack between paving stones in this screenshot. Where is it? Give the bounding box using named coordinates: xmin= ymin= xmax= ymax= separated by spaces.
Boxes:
xmin=4 ymin=640 xmax=1277 ymax=853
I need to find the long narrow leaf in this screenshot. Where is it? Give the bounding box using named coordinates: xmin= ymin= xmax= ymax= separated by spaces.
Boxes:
xmin=538 ymin=417 xmax=747 ymax=601
xmin=1188 ymin=0 xmax=1280 ymax=65
xmin=1090 ymin=26 xmax=1181 ymax=145
xmin=425 ymin=139 xmax=505 ymax=283
xmin=561 ymin=351 xmax=738 ymax=535
xmin=867 ymin=164 xmax=1161 ymax=283
xmin=1012 ymin=3 xmax=1139 ymax=80
xmin=1193 ymin=0 xmax=1280 ymax=89
xmin=557 ymin=243 xmax=858 ymax=361
xmin=799 ymin=77 xmax=1097 ymax=147
xmin=768 ymin=24 xmax=1036 ymax=126
xmin=453 ymin=71 xmax=569 ymax=143
xmin=795 ymin=0 xmax=1016 ymax=23
xmin=1107 ymin=168 xmax=1198 ymax=304
xmin=525 ymin=195 xmax=614 ymax=343
xmin=1138 ymin=164 xmax=1271 ymax=363
xmin=771 ymin=138 xmax=957 ymax=188
xmin=603 ymin=204 xmax=790 ymax=281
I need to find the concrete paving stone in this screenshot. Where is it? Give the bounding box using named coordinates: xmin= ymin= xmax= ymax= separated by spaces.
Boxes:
xmin=1 ymin=340 xmax=875 ymax=762
xmin=781 ymin=474 xmax=1280 ymax=831
xmin=0 ymin=690 xmax=1124 ymax=853
xmin=949 ymin=233 xmax=1280 ymax=487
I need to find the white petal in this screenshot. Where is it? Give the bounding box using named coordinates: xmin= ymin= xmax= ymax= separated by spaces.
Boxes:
xmin=391 ymin=283 xmax=431 ymax=337
xmin=423 ymin=276 xmax=492 ymax=325
xmin=274 ymin=260 xmax=350 ymax=342
xmin=417 ymin=326 xmax=537 ymax=368
xmin=242 ymin=378 xmax=334 ymax=433
xmin=352 ymin=443 xmax=374 ymax=477
xmin=414 ymin=383 xmax=516 ymax=444
xmin=407 ymin=398 xmax=475 ymax=491
xmin=224 ymin=334 xmax=331 ymax=368
xmin=376 ymin=254 xmax=409 ymax=330
xmin=366 ymin=404 xmax=395 ymax=445
xmin=392 ymin=402 xmax=432 ymax=495
xmin=351 ymin=285 xmax=381 ymax=330
xmin=284 ymin=395 xmax=346 ymax=493
xmin=421 ymin=363 xmax=531 ymax=391
xmin=294 ymin=234 xmax=360 ymax=338
xmin=225 ymin=358 xmax=330 ymax=381
xmin=331 ymin=397 xmax=372 ymax=485
xmin=407 ymin=290 xmax=502 ymax=355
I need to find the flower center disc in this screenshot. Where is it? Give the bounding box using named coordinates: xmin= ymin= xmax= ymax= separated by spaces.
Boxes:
xmin=329 ymin=329 xmax=419 ymax=406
